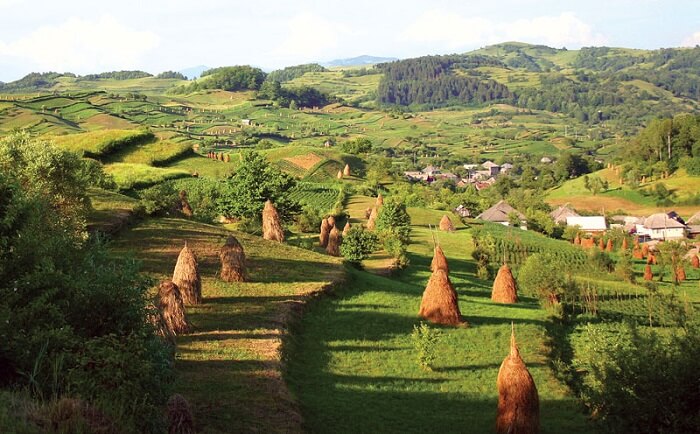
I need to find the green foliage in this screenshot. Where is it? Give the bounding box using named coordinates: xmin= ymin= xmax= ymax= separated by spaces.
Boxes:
xmin=339 ymin=226 xmax=379 ymax=264
xmin=155 ymin=70 xmax=187 ymax=80
xmin=293 ymin=205 xmax=323 ymax=233
xmin=518 ymin=252 xmax=572 ymax=305
xmin=175 ymin=65 xmax=265 ymax=93
xmin=258 ymin=81 xmax=331 ymax=108
xmin=266 ymin=63 xmax=327 ymax=83
xmin=411 ymin=322 xmax=441 ymax=371
xmin=375 ymin=200 xmax=412 ymax=244
xmin=615 ymin=250 xmax=635 ymax=283
xmin=138 ymin=183 xmax=179 ymax=216
xmin=340 ymin=137 xmax=373 ymax=155
xmin=587 ymin=249 xmax=615 ymax=273
xmin=80 ymin=70 xmax=152 ymax=80
xmin=173 ymin=178 xmax=226 ymax=222
xmin=583 ymin=174 xmax=608 ymax=195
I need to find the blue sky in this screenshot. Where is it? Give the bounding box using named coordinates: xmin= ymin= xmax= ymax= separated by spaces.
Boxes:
xmin=0 ymin=0 xmax=698 ymax=81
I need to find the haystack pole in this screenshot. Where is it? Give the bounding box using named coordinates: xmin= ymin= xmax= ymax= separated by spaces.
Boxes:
xmin=431 ymin=245 xmax=449 ymax=273
xmin=319 ymin=218 xmax=331 ymax=247
xmin=219 ymin=236 xmax=247 ymax=282
xmin=326 ymin=226 xmax=341 ymax=256
xmin=492 ymin=264 xmax=518 ymax=304
xmin=173 ymin=243 xmax=202 ymax=305
xmin=418 ymin=269 xmax=463 ymax=326
xmin=262 ymin=200 xmax=284 ymax=242
xmin=496 ymin=325 xmax=540 ymax=434
xmin=439 ymin=214 xmax=455 ymax=232
xmin=167 ymin=394 xmax=195 ymax=434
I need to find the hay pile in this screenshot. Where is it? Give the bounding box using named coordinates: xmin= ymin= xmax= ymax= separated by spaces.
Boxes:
xmin=641 ymin=244 xmax=649 ymax=258
xmin=327 ymin=215 xmax=336 ymax=227
xmin=319 ymin=218 xmax=331 ymax=247
xmin=606 ymin=239 xmax=613 ymax=252
xmin=581 ymin=238 xmax=595 ymax=249
xmin=147 ymin=303 xmax=175 ymax=345
xmin=158 ymin=280 xmax=190 ymax=335
xmin=419 ymin=269 xmax=463 ymax=326
xmin=364 ymin=207 xmax=372 ymax=219
xmin=376 ymin=193 xmax=384 ymax=207
xmin=492 ymin=264 xmax=518 ymax=304
xmin=179 ymin=191 xmax=193 ymax=218
xmin=692 ymin=254 xmax=700 ymax=269
xmin=262 ymin=200 xmax=285 ymax=242
xmin=367 ymin=207 xmax=378 ymax=230
xmin=598 ymin=238 xmax=605 ymax=250
xmin=676 ymin=266 xmax=686 ymax=282
xmin=219 ymin=236 xmax=247 ymax=282
xmin=496 ymin=327 xmax=540 ymax=434
xmin=644 ymin=264 xmax=653 ymax=281
xmin=167 ymin=394 xmax=195 ymax=434
xmin=439 ymin=215 xmax=455 ymax=232
xmin=430 ymin=245 xmax=449 ymax=273
xmin=574 ymin=235 xmax=581 ymax=245
xmin=173 ymin=244 xmax=202 ymax=305
xmin=633 ymin=248 xmax=644 ymax=260
xmin=647 ymin=254 xmax=657 ymax=265
xmin=337 ymin=170 xmax=343 ymax=179
xmin=622 ymin=237 xmax=628 ymax=250
xmin=343 ymin=164 xmax=351 ymax=177
xmin=342 ymin=221 xmax=351 ymax=237
xmin=326 ymin=226 xmax=341 ymax=256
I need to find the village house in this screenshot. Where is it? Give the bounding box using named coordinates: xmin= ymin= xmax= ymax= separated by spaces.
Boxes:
xmin=636 ymin=213 xmax=687 ymax=240
xmin=477 ymin=200 xmax=527 ymax=228
xmin=566 ymin=216 xmax=607 ymax=234
xmin=550 ymin=204 xmax=579 ymax=224
xmin=687 ymin=211 xmax=700 ymax=239
xmin=404 ymin=165 xmax=458 ymax=183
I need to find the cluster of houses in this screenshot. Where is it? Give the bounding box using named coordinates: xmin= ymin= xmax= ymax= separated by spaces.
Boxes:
xmin=404 ymin=160 xmax=515 ymax=191
xmin=473 ymin=201 xmax=700 ymax=241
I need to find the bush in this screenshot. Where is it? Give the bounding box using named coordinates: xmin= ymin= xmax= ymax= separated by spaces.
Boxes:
xmin=340 ymin=227 xmax=379 ymax=264
xmin=411 ymin=322 xmax=441 ymax=371
xmin=587 ymin=249 xmax=615 ymax=273
xmin=294 ymin=205 xmax=323 ymax=233
xmin=375 ymin=200 xmax=411 ymax=244
xmin=139 ymin=183 xmax=179 ymax=216
xmin=518 ymin=252 xmax=572 ymax=305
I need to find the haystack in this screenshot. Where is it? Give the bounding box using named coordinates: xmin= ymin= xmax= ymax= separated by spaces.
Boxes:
xmin=167 ymin=394 xmax=195 ymax=434
xmin=622 ymin=237 xmax=628 ymax=250
xmin=574 ymin=235 xmax=581 ymax=245
xmin=633 ymin=248 xmax=644 ymax=260
xmin=342 ymin=221 xmax=351 ymax=237
xmin=262 ymin=200 xmax=285 ymax=242
xmin=634 ymin=237 xmax=640 ymax=249
xmin=439 ymin=215 xmax=455 ymax=232
xmin=326 ymin=227 xmax=341 ymax=256
xmin=367 ymin=207 xmax=378 ymax=230
xmin=647 ymin=254 xmax=657 ymax=265
xmin=676 ymin=266 xmax=686 ymax=282
xmin=430 ymin=245 xmax=449 ymax=273
xmin=319 ymin=218 xmax=331 ymax=247
xmin=179 ymin=191 xmax=193 ymax=218
xmin=492 ymin=264 xmax=518 ymax=304
xmin=147 ymin=303 xmax=175 ymax=345
xmin=641 ymin=244 xmax=649 ymax=258
xmin=173 ymin=244 xmax=202 ymax=305
xmin=343 ymin=164 xmax=351 ymax=177
xmin=418 ymin=269 xmax=463 ymax=326
xmin=158 ymin=280 xmax=190 ymax=335
xmin=327 ymin=215 xmax=336 ymax=227
xmin=219 ymin=236 xmax=247 ymax=282
xmin=692 ymin=255 xmax=700 ymax=269
xmin=496 ymin=326 xmax=540 ymax=434
xmin=337 ymin=170 xmax=343 ymax=179
xmin=364 ymin=207 xmax=372 ymax=219
xmin=376 ymin=193 xmax=384 ymax=207
xmin=598 ymin=238 xmax=605 ymax=250
xmin=644 ymin=264 xmax=653 ymax=281
xmin=606 ymin=239 xmax=613 ymax=252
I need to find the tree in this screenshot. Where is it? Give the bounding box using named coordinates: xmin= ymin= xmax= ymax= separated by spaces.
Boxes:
xmin=341 ymin=137 xmax=373 ymax=154
xmin=657 ymin=241 xmax=688 ymax=285
xmin=584 ymin=174 xmax=607 ymax=195
xmin=339 ymin=226 xmax=379 ymax=265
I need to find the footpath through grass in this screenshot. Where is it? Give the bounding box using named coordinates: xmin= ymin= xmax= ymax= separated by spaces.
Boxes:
xmin=111 ymin=217 xmax=344 ymax=433
xmin=286 ymin=216 xmax=593 ymax=433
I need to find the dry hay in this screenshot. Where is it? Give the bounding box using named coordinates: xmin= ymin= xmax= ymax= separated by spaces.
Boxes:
xmin=262 ymin=200 xmax=285 ymax=242
xmin=167 ymin=394 xmax=195 ymax=434
xmin=606 ymin=239 xmax=613 ymax=252
xmin=319 ymin=218 xmax=331 ymax=247
xmin=430 ymin=245 xmax=449 ymax=273
xmin=284 ymin=152 xmax=323 ymax=170
xmin=598 ymin=238 xmax=605 ymax=250
xmin=496 ymin=327 xmax=540 ymax=434
xmin=633 ymin=248 xmax=644 ymax=260
xmin=641 ymin=244 xmax=649 ymax=257
xmin=647 ymin=254 xmax=657 ymax=265
xmin=676 ymin=266 xmax=686 ymax=282
xmin=337 ymin=170 xmax=343 ymax=179
xmin=581 ymin=237 xmax=595 ymax=249
xmin=173 ymin=244 xmax=202 ymax=305
xmin=367 ymin=207 xmax=378 ymax=230
xmin=376 ymin=193 xmax=384 ymax=207
xmin=418 ymin=269 xmax=464 ymax=326
xmin=364 ymin=207 xmax=372 ymax=219
xmin=634 ymin=237 xmax=640 ymax=249
xmin=343 ymin=164 xmax=351 ymax=177
xmin=622 ymin=237 xmax=628 ymax=250
xmin=439 ymin=214 xmax=455 ymax=232
xmin=644 ymin=264 xmax=653 ymax=281
xmin=327 ymin=215 xmax=336 ymax=227
xmin=179 ymin=190 xmax=193 ymax=218
xmin=147 ymin=303 xmax=176 ymax=345
xmin=492 ymin=264 xmax=518 ymax=304
xmin=158 ymin=280 xmax=190 ymax=335
xmin=574 ymin=235 xmax=581 ymax=245
xmin=692 ymin=255 xmax=700 ymax=269
xmin=219 ymin=236 xmax=247 ymax=282
xmin=326 ymin=226 xmax=341 ymax=256
xmin=342 ymin=221 xmax=351 ymax=236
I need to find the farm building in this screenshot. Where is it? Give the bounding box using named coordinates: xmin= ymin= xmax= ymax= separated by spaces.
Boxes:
xmin=636 ymin=213 xmax=687 ymax=240
xmin=404 ymin=165 xmax=458 ymax=183
xmin=477 ymin=200 xmax=526 ymax=228
xmin=550 ymin=204 xmax=579 ymax=224
xmin=566 ymin=216 xmax=607 ymax=233
xmin=687 ymin=210 xmax=700 ymax=224
xmin=454 ymin=204 xmax=471 ymax=217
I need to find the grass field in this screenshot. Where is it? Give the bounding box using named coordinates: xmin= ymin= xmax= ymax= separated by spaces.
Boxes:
xmin=48 ymin=129 xmax=150 ymax=158
xmin=105 ymin=163 xmax=190 ymax=190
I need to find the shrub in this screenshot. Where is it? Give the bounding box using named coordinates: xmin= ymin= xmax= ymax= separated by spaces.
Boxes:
xmin=518 ymin=253 xmax=572 ymax=306
xmin=411 ymin=322 xmax=441 ymax=371
xmin=339 ymin=227 xmax=379 ymax=265
xmin=139 ymin=183 xmax=179 ymax=216
xmin=587 ymin=249 xmax=615 ymax=273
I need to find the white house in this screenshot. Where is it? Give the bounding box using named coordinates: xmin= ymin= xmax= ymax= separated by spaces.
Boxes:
xmin=477 ymin=200 xmax=527 ymax=229
xmin=566 ymin=216 xmax=607 ymax=233
xmin=636 ymin=213 xmax=687 ymax=240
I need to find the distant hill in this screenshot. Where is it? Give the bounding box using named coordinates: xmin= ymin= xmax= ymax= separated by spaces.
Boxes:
xmin=178 ymin=65 xmax=210 ymax=80
xmin=323 ymin=55 xmax=398 ymax=67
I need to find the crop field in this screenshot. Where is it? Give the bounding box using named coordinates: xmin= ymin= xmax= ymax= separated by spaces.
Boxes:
xmin=288 ymin=182 xmax=343 ymax=215
xmin=48 ymin=129 xmax=151 ymax=158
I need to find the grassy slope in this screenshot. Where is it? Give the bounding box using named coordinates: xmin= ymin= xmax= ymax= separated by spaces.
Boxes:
xmin=111 ymin=217 xmax=344 ymax=434
xmin=286 ymin=201 xmax=592 ymax=433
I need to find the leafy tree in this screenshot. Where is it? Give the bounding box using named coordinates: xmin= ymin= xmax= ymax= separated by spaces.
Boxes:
xmin=518 ymin=252 xmax=571 ymax=305
xmin=584 ymin=175 xmax=608 ymax=195
xmin=375 ymin=199 xmax=411 ymax=243
xmin=339 ymin=226 xmax=379 ymax=265
xmin=341 ymin=137 xmax=373 ymax=154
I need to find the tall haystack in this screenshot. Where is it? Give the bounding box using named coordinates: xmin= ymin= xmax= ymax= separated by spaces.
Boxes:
xmin=343 ymin=164 xmax=351 ymax=177
xmin=492 ymin=264 xmax=518 ymax=304
xmin=364 ymin=207 xmax=372 ymax=219
xmin=598 ymin=238 xmax=605 ymax=250
xmin=691 ymin=255 xmax=700 ymax=269
xmin=633 ymin=248 xmax=644 ymax=260
xmin=173 ymin=244 xmax=202 ymax=305
xmin=326 ymin=227 xmax=341 ymax=256
xmin=319 ymin=218 xmax=331 ymax=247
xmin=219 ymin=236 xmax=247 ymax=282
xmin=342 ymin=221 xmax=351 ymax=237
xmin=574 ymin=234 xmax=581 ymax=245
xmin=376 ymin=193 xmax=384 ymax=207
xmin=367 ymin=207 xmax=378 ymax=230
xmin=179 ymin=191 xmax=193 ymax=218
xmin=641 ymin=244 xmax=649 ymax=258
xmin=622 ymin=237 xmax=628 ymax=250
xmin=262 ymin=200 xmax=285 ymax=242
xmin=337 ymin=170 xmax=343 ymax=179
xmin=676 ymin=266 xmax=686 ymax=282
xmin=439 ymin=215 xmax=455 ymax=232
xmin=430 ymin=245 xmax=449 ymax=273
xmin=167 ymin=394 xmax=195 ymax=434
xmin=147 ymin=303 xmax=175 ymax=346
xmin=581 ymin=237 xmax=595 ymax=249
xmin=644 ymin=264 xmax=653 ymax=281
xmin=327 ymin=215 xmax=336 ymax=227
xmin=647 ymin=254 xmax=657 ymax=265
xmin=418 ymin=269 xmax=463 ymax=326
xmin=606 ymin=239 xmax=613 ymax=252
xmin=158 ymin=280 xmax=190 ymax=335
xmin=496 ymin=326 xmax=540 ymax=434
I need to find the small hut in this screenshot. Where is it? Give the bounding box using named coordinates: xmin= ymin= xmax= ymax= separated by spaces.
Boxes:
xmin=219 ymin=236 xmax=247 ymax=282
xmin=495 ymin=326 xmax=540 ymax=434
xmin=173 ymin=244 xmax=202 ymax=305
xmin=418 ymin=269 xmax=463 ymax=326
xmin=439 ymin=215 xmax=455 ymax=232
xmin=492 ymin=264 xmax=518 ymax=304
xmin=262 ymin=200 xmax=285 ymax=242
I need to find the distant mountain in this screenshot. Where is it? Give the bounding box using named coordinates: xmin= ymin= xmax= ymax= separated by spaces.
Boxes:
xmin=178 ymin=65 xmax=210 ymax=80
xmin=323 ymin=55 xmax=398 ymax=67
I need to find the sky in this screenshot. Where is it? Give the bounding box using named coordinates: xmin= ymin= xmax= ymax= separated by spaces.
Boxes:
xmin=0 ymin=0 xmax=699 ymax=82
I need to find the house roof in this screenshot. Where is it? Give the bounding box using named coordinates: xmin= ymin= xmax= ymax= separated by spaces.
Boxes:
xmin=550 ymin=204 xmax=580 ymax=224
xmin=482 ymin=161 xmax=499 ymax=169
xmin=477 ymin=200 xmax=525 ymax=222
xmin=643 ymin=213 xmax=687 ymax=230
xmin=687 ymin=211 xmax=700 ymax=224
xmin=423 ymin=165 xmax=440 ymax=174
xmin=566 ymin=216 xmax=607 ymax=231
xmin=501 ymin=163 xmax=514 ymax=169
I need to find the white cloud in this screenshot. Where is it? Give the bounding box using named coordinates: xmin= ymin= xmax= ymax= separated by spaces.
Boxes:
xmin=0 ymin=16 xmax=160 ymax=73
xmin=273 ymin=12 xmax=347 ymax=58
xmin=402 ymin=11 xmax=607 ymax=50
xmin=682 ymin=31 xmax=700 ymax=47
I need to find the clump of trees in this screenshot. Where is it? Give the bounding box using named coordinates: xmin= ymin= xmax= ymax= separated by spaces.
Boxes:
xmin=172 ymin=65 xmax=266 ymax=93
